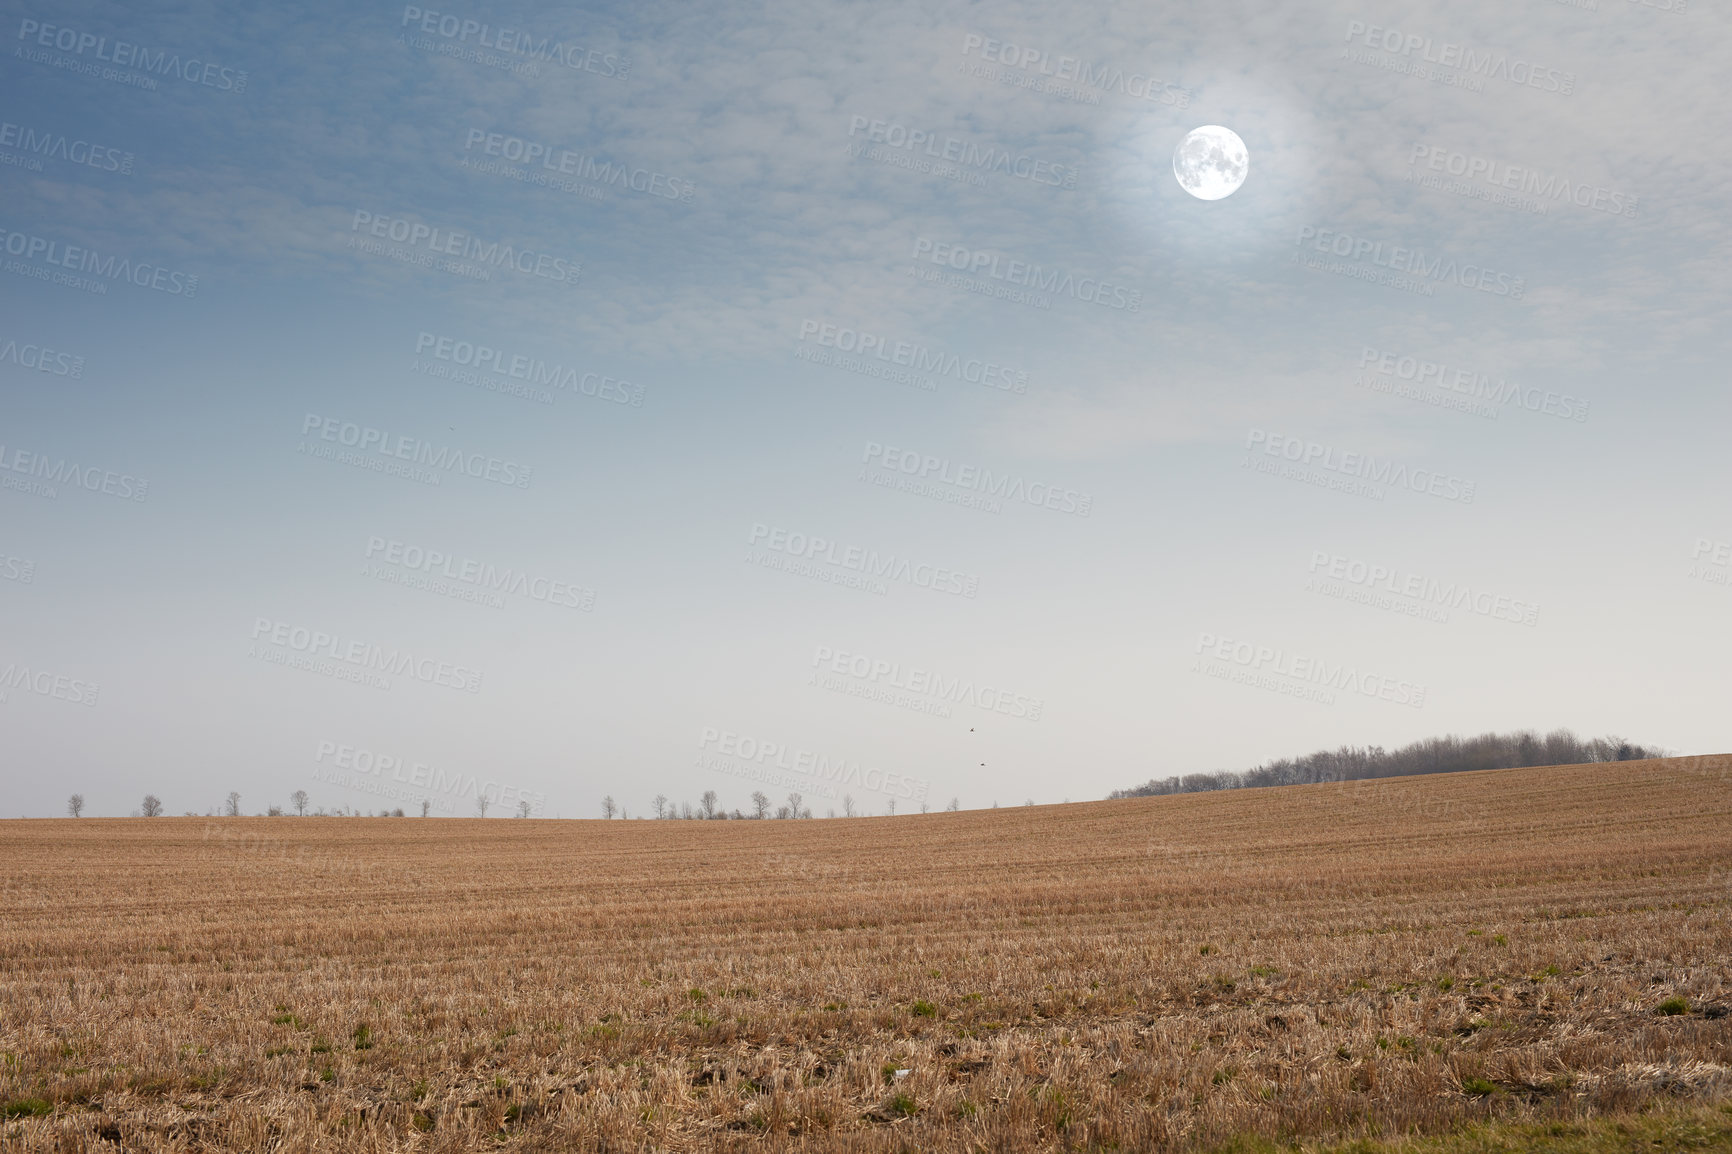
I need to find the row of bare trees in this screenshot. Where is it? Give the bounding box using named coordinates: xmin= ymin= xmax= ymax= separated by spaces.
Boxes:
xmin=75 ymin=788 xmax=972 ymax=820
xmin=1110 ymin=728 xmax=1668 ymax=799
xmin=86 ymin=791 xmax=423 ymax=818
xmin=602 ymin=791 xmax=964 ymax=819
xmin=602 ymin=789 xmax=809 ymax=820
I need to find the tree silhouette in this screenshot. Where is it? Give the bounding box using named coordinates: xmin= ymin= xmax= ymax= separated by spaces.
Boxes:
xmin=67 ymin=794 xmax=84 ymax=818
xmin=1109 ymin=728 xmax=1670 ymax=799
xmin=141 ymin=794 xmax=163 ymax=817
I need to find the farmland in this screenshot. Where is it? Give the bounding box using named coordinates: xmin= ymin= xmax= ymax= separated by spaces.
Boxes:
xmin=2 ymin=756 xmax=1729 ymax=1151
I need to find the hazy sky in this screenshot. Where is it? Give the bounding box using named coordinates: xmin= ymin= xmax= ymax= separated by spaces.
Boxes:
xmin=3 ymin=0 xmax=1728 ymax=818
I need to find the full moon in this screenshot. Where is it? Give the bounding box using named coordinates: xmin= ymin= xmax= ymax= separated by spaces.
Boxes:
xmin=1173 ymin=125 xmax=1249 ymax=201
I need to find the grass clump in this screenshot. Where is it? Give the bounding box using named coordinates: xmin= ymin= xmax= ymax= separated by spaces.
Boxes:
xmin=1 ymin=1098 xmax=52 ymax=1119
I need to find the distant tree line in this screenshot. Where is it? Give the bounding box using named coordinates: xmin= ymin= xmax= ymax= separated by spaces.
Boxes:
xmin=604 ymin=790 xmax=964 ymax=820
xmin=1109 ymin=729 xmax=1667 ymax=799
xmin=621 ymin=790 xmax=813 ymax=820
xmin=83 ymin=787 xmax=981 ymax=821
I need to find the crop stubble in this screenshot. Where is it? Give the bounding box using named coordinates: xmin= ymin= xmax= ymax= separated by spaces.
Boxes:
xmin=1 ymin=756 xmax=1729 ymax=1150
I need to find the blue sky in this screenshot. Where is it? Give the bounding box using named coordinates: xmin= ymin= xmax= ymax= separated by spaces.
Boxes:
xmin=2 ymin=0 xmax=1728 ymax=817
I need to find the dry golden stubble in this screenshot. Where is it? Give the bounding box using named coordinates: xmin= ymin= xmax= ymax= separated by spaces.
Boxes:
xmin=0 ymin=756 xmax=1727 ymax=1151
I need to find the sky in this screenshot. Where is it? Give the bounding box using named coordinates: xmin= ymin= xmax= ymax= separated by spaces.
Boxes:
xmin=2 ymin=0 xmax=1728 ymax=819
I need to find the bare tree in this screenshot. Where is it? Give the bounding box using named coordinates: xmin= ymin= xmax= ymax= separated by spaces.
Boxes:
xmin=291 ymin=790 xmax=309 ymax=817
xmin=225 ymin=791 xmax=242 ymax=818
xmin=67 ymin=794 xmax=84 ymax=818
xmin=750 ymin=791 xmax=770 ymax=820
xmin=602 ymin=795 xmax=617 ymax=819
xmin=267 ymin=805 xmax=283 ymax=817
xmin=887 ymin=799 xmax=896 ymax=815
xmin=392 ymin=807 xmax=405 ymax=818
xmin=516 ymin=799 xmax=532 ymax=819
xmin=786 ymin=792 xmax=805 ymax=819
xmin=775 ymin=805 xmax=791 ymax=820
xmin=946 ymin=797 xmax=959 ymax=811
xmin=420 ymin=799 xmax=430 ymax=818
xmin=679 ymin=801 xmax=693 ymax=819
xmin=653 ymin=794 xmax=668 ymax=820
xmin=920 ymin=801 xmax=930 ymax=814
xmin=700 ymin=790 xmax=717 ymax=819
xmin=141 ymin=794 xmax=163 ymax=817
xmin=474 ymin=793 xmax=490 ymax=818
xmin=842 ymin=794 xmax=856 ymax=817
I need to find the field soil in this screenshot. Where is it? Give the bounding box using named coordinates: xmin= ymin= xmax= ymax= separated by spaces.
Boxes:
xmin=2 ymin=756 xmax=1730 ymax=1151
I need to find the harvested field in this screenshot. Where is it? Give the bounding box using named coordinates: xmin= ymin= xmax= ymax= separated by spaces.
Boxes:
xmin=2 ymin=756 xmax=1730 ymax=1152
